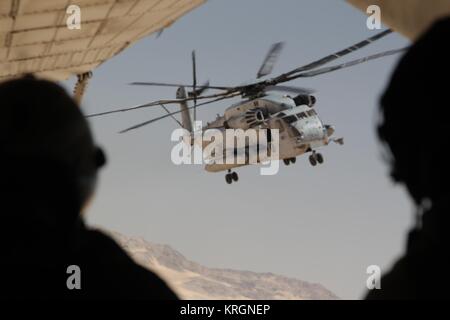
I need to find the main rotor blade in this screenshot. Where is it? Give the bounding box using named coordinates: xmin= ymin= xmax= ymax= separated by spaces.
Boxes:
xmin=212 ymin=30 xmax=396 ymax=95
xmin=264 ymin=85 xmax=316 ymax=95
xmin=257 ymin=42 xmax=285 ymax=79
xmin=119 ymin=93 xmax=240 ymax=134
xmin=86 ymin=91 xmax=234 ymax=118
xmin=189 ymin=80 xmax=210 ymax=97
xmin=289 ymin=47 xmax=408 ymax=79
xmin=129 ymin=82 xmax=231 ymax=90
xmin=192 ymin=50 xmax=197 ymax=120
xmin=192 ymin=51 xmax=197 ymax=100
xmin=159 ymin=103 xmax=182 ymax=127
xmin=275 ymin=29 xmax=393 ymax=80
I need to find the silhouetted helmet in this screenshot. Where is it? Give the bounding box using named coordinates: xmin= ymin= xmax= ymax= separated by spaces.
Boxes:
xmin=378 ymin=18 xmax=450 ymax=204
xmin=0 ymin=75 xmax=105 ymax=207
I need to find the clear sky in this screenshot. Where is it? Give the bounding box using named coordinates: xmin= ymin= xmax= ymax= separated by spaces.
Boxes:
xmin=63 ymin=0 xmax=412 ymax=299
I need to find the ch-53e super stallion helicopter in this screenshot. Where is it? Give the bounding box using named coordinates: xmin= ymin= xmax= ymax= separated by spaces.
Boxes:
xmin=88 ymin=30 xmax=407 ymax=184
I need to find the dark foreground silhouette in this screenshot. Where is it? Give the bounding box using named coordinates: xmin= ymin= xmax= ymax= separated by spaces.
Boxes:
xmin=367 ymin=17 xmax=450 ymax=299
xmin=0 ymin=77 xmax=177 ymax=299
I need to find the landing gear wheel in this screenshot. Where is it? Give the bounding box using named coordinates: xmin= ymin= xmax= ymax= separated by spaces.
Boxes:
xmin=316 ymin=153 xmax=324 ymax=164
xmin=225 ymin=171 xmax=238 ymax=184
xmin=309 ymin=154 xmax=317 ymax=166
xmin=283 ymin=159 xmax=290 ymax=166
xmin=290 ymin=157 xmax=296 ymax=164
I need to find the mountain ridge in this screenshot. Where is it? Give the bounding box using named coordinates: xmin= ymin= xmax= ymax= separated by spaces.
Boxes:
xmin=109 ymin=230 xmax=339 ymax=300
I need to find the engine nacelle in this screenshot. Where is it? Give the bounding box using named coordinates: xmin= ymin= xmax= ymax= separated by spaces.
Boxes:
xmin=293 ymin=94 xmax=316 ymax=107
xmin=224 ymin=108 xmax=266 ymax=129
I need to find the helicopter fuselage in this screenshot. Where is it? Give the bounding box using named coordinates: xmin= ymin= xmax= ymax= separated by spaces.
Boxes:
xmin=192 ymin=94 xmax=336 ymax=173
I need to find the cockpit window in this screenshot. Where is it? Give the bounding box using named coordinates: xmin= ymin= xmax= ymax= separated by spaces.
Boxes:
xmin=297 ymin=112 xmax=307 ymax=119
xmin=306 ymin=109 xmax=317 ymax=117
xmin=283 ymin=115 xmax=297 ymax=124
xmin=293 ymin=110 xmax=317 ymax=120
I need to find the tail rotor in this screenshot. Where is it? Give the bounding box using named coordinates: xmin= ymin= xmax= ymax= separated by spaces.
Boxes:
xmin=187 ymin=50 xmax=210 ymax=128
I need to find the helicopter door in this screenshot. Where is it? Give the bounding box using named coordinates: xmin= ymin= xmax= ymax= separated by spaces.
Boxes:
xmin=286 ymin=123 xmax=300 ymax=138
xmin=272 ymin=119 xmax=285 ymax=133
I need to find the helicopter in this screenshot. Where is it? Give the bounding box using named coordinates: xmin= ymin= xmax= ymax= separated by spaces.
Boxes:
xmin=87 ymin=30 xmax=407 ymax=184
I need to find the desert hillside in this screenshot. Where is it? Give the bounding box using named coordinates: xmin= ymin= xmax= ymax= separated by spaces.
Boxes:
xmin=110 ymin=231 xmax=338 ymax=300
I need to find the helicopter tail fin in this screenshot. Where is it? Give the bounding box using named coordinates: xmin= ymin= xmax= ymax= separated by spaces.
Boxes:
xmin=176 ymin=86 xmax=193 ymax=132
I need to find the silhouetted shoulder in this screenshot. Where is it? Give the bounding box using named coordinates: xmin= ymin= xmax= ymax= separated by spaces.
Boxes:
xmin=365 ymin=257 xmax=415 ymax=300
xmin=370 ymin=16 xmax=450 ymax=299
xmin=78 ymin=229 xmax=178 ymax=300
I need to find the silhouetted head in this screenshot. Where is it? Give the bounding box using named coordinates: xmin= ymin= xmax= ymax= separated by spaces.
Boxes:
xmin=0 ymin=75 xmax=105 ymax=221
xmin=378 ymin=18 xmax=450 ymax=205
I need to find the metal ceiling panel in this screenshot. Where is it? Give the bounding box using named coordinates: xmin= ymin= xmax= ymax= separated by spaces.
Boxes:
xmin=0 ymin=0 xmax=206 ymax=81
